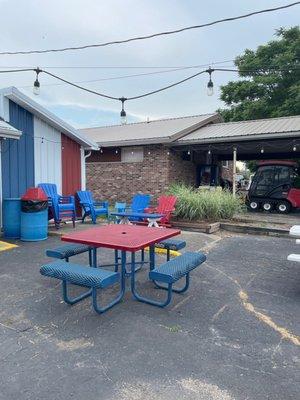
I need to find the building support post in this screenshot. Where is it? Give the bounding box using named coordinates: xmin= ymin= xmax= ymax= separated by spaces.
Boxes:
xmin=232 ymin=146 xmax=237 ymax=197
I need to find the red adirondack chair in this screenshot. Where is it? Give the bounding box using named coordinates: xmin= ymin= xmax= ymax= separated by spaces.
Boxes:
xmin=145 ymin=195 xmax=177 ymax=226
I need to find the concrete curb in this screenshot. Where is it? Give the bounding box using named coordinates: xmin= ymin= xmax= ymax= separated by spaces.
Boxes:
xmin=220 ymin=222 xmax=290 ymax=238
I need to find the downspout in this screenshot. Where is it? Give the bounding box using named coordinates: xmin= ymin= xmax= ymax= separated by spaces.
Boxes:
xmin=81 ymin=149 xmax=92 ymax=190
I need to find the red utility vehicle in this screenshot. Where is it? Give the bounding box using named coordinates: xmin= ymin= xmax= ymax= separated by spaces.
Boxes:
xmin=246 ymin=161 xmax=300 ymax=213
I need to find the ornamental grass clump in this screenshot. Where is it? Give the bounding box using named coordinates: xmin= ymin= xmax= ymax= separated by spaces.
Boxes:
xmin=169 ymin=183 xmax=242 ymax=221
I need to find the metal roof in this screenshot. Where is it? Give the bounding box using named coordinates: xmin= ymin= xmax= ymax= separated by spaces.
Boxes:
xmin=80 ymin=113 xmax=222 ymax=146
xmin=0 ymin=119 xmax=21 ymax=139
xmin=177 ymin=115 xmax=300 ymax=144
xmin=0 ymin=87 xmax=98 ymax=149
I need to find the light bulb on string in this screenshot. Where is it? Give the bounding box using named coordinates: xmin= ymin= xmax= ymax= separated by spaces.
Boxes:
xmin=260 ymin=147 xmax=264 ymax=154
xmin=187 ymin=150 xmax=191 ymax=155
xmin=208 ymin=149 xmax=211 ymax=155
xmin=33 ymin=67 xmax=41 ymax=95
xmin=119 ymin=97 xmax=127 ymax=125
xmin=115 ymin=149 xmax=119 ymax=154
xmin=293 ymin=144 xmax=297 ymax=152
xmin=100 ymin=148 xmax=103 ymax=154
xmin=206 ymin=67 xmax=214 ymax=96
xmin=148 ymin=151 xmax=151 ymax=155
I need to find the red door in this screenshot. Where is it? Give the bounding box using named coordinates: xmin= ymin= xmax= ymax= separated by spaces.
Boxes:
xmin=61 ymin=133 xmax=82 ymax=215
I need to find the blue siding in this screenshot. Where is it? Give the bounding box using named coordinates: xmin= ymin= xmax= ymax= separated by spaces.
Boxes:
xmin=1 ymin=100 xmax=34 ymax=198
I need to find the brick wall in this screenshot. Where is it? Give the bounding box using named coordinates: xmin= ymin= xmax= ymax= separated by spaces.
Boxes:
xmin=168 ymin=151 xmax=196 ymax=186
xmin=220 ymin=161 xmax=234 ymax=182
xmin=86 ymin=145 xmax=196 ymax=204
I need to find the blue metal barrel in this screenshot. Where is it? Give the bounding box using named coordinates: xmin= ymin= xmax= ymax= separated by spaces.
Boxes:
xmin=3 ymin=198 xmax=21 ymax=239
xmin=20 ymin=209 xmax=48 ymax=241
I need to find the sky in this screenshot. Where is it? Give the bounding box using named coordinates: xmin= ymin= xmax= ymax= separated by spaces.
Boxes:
xmin=0 ymin=0 xmax=299 ymax=128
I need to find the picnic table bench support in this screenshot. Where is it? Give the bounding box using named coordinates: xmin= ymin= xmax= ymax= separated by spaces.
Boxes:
xmin=99 ymin=249 xmax=146 ymax=275
xmin=92 ymin=251 xmax=126 ymax=314
xmin=62 ymin=281 xmax=92 ymax=305
xmin=153 ymin=274 xmax=190 ymax=294
xmin=130 ymin=252 xmax=173 ymax=308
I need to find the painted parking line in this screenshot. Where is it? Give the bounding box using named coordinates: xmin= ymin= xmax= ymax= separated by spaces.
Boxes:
xmin=0 ymin=241 xmax=18 ymax=252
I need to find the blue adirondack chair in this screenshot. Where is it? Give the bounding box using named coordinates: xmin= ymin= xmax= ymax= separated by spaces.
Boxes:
xmin=128 ymin=194 xmax=151 ymax=221
xmin=38 ymin=183 xmax=76 ymax=228
xmin=77 ymin=191 xmax=109 ymax=224
xmin=111 ymin=202 xmax=126 ymax=224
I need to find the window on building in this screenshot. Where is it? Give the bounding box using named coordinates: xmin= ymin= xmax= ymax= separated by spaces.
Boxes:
xmin=121 ymin=147 xmax=144 ymax=162
xmin=222 ymin=160 xmax=229 ymax=168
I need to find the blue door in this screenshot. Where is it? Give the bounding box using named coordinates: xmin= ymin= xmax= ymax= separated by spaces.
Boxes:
xmin=1 ymin=100 xmax=34 ymax=198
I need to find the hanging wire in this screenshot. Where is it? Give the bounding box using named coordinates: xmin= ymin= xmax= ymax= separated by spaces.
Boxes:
xmin=0 ymin=2 xmax=299 ymax=55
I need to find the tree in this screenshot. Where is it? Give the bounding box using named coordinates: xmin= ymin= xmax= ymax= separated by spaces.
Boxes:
xmin=218 ymin=27 xmax=300 ymax=122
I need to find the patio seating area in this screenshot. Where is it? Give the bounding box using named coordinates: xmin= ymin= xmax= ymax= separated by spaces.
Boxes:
xmin=0 ymin=230 xmax=299 ymax=400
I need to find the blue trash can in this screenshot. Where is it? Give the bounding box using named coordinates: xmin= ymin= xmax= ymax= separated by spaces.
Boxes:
xmin=3 ymin=198 xmax=21 ymax=239
xmin=20 ymin=188 xmax=48 ymax=242
xmin=20 ymin=209 xmax=48 ymax=241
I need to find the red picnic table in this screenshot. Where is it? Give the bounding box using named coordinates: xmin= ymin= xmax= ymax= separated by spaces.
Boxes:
xmin=61 ymin=224 xmax=181 ymax=306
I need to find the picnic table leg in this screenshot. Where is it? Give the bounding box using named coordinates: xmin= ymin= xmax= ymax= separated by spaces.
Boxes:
xmin=149 ymin=244 xmax=155 ymax=270
xmin=92 ymin=250 xmax=126 ymax=314
xmin=147 ymin=218 xmax=160 ymax=228
xmin=92 ymin=247 xmax=97 ymax=268
xmin=119 ymin=216 xmax=132 ymax=225
xmin=130 ymin=251 xmax=173 ymax=307
xmin=114 ymin=250 xmax=119 ymax=272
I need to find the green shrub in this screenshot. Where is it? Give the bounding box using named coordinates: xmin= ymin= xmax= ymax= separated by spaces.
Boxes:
xmin=168 ymin=183 xmax=242 ymax=221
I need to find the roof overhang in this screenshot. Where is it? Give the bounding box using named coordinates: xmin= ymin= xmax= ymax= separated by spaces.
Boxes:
xmin=174 ymin=131 xmax=300 ymax=146
xmin=81 ymin=113 xmax=222 ymax=147
xmin=0 ymin=120 xmax=22 ymax=140
xmin=1 ymin=87 xmax=98 ymax=149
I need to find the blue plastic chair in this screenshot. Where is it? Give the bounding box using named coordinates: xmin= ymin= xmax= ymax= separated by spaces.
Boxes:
xmin=115 ymin=202 xmax=126 ymax=213
xmin=112 ymin=202 xmax=126 ymax=224
xmin=77 ymin=191 xmax=109 ymax=224
xmin=38 ymin=183 xmax=76 ymax=228
xmin=128 ymin=194 xmax=151 ymax=221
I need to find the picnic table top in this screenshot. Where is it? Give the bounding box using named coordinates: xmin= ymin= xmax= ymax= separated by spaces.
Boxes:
xmin=61 ymin=224 xmax=180 ymax=251
xmin=110 ymin=211 xmax=164 ymax=218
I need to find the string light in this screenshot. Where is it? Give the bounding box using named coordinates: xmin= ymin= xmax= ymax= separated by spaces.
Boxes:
xmin=33 ymin=67 xmax=41 ymax=95
xmin=260 ymin=147 xmax=264 ymax=154
xmin=187 ymin=150 xmax=191 ymax=155
xmin=148 ymin=151 xmax=151 ymax=155
xmin=206 ymin=67 xmax=214 ymax=96
xmin=120 ymin=97 xmax=127 ymax=125
xmin=115 ymin=149 xmax=119 ymax=154
xmin=167 ymin=150 xmax=170 ymax=155
xmin=131 ymin=151 xmax=134 ymax=155
xmin=293 ymin=144 xmax=297 ymax=152
xmin=208 ymin=149 xmax=211 ymax=155
xmin=100 ymin=148 xmax=103 ymax=153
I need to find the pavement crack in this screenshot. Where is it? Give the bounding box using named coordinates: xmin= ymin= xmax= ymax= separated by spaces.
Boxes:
xmin=205 ymin=263 xmax=300 ymax=347
xmin=211 ymin=304 xmax=229 ymax=322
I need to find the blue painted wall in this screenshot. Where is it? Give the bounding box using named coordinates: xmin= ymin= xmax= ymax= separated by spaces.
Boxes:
xmin=1 ymin=100 xmax=35 ymax=198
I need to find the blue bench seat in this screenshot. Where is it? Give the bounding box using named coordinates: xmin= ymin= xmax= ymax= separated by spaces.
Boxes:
xmin=149 ymin=251 xmax=206 ymax=284
xmin=46 ymin=243 xmax=91 ymax=262
xmin=155 ymin=239 xmax=186 ymax=251
xmin=155 ymin=239 xmax=186 ymax=260
xmin=40 ymin=261 xmax=124 ymax=314
xmin=131 ymin=251 xmax=206 ymax=307
xmin=41 ymin=261 xmax=119 ymax=288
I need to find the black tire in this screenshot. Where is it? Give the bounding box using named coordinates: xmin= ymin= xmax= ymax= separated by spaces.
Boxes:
xmin=262 ymin=201 xmax=273 ymax=212
xmin=275 ymin=200 xmax=291 ymax=214
xmin=247 ymin=200 xmax=260 ymax=212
